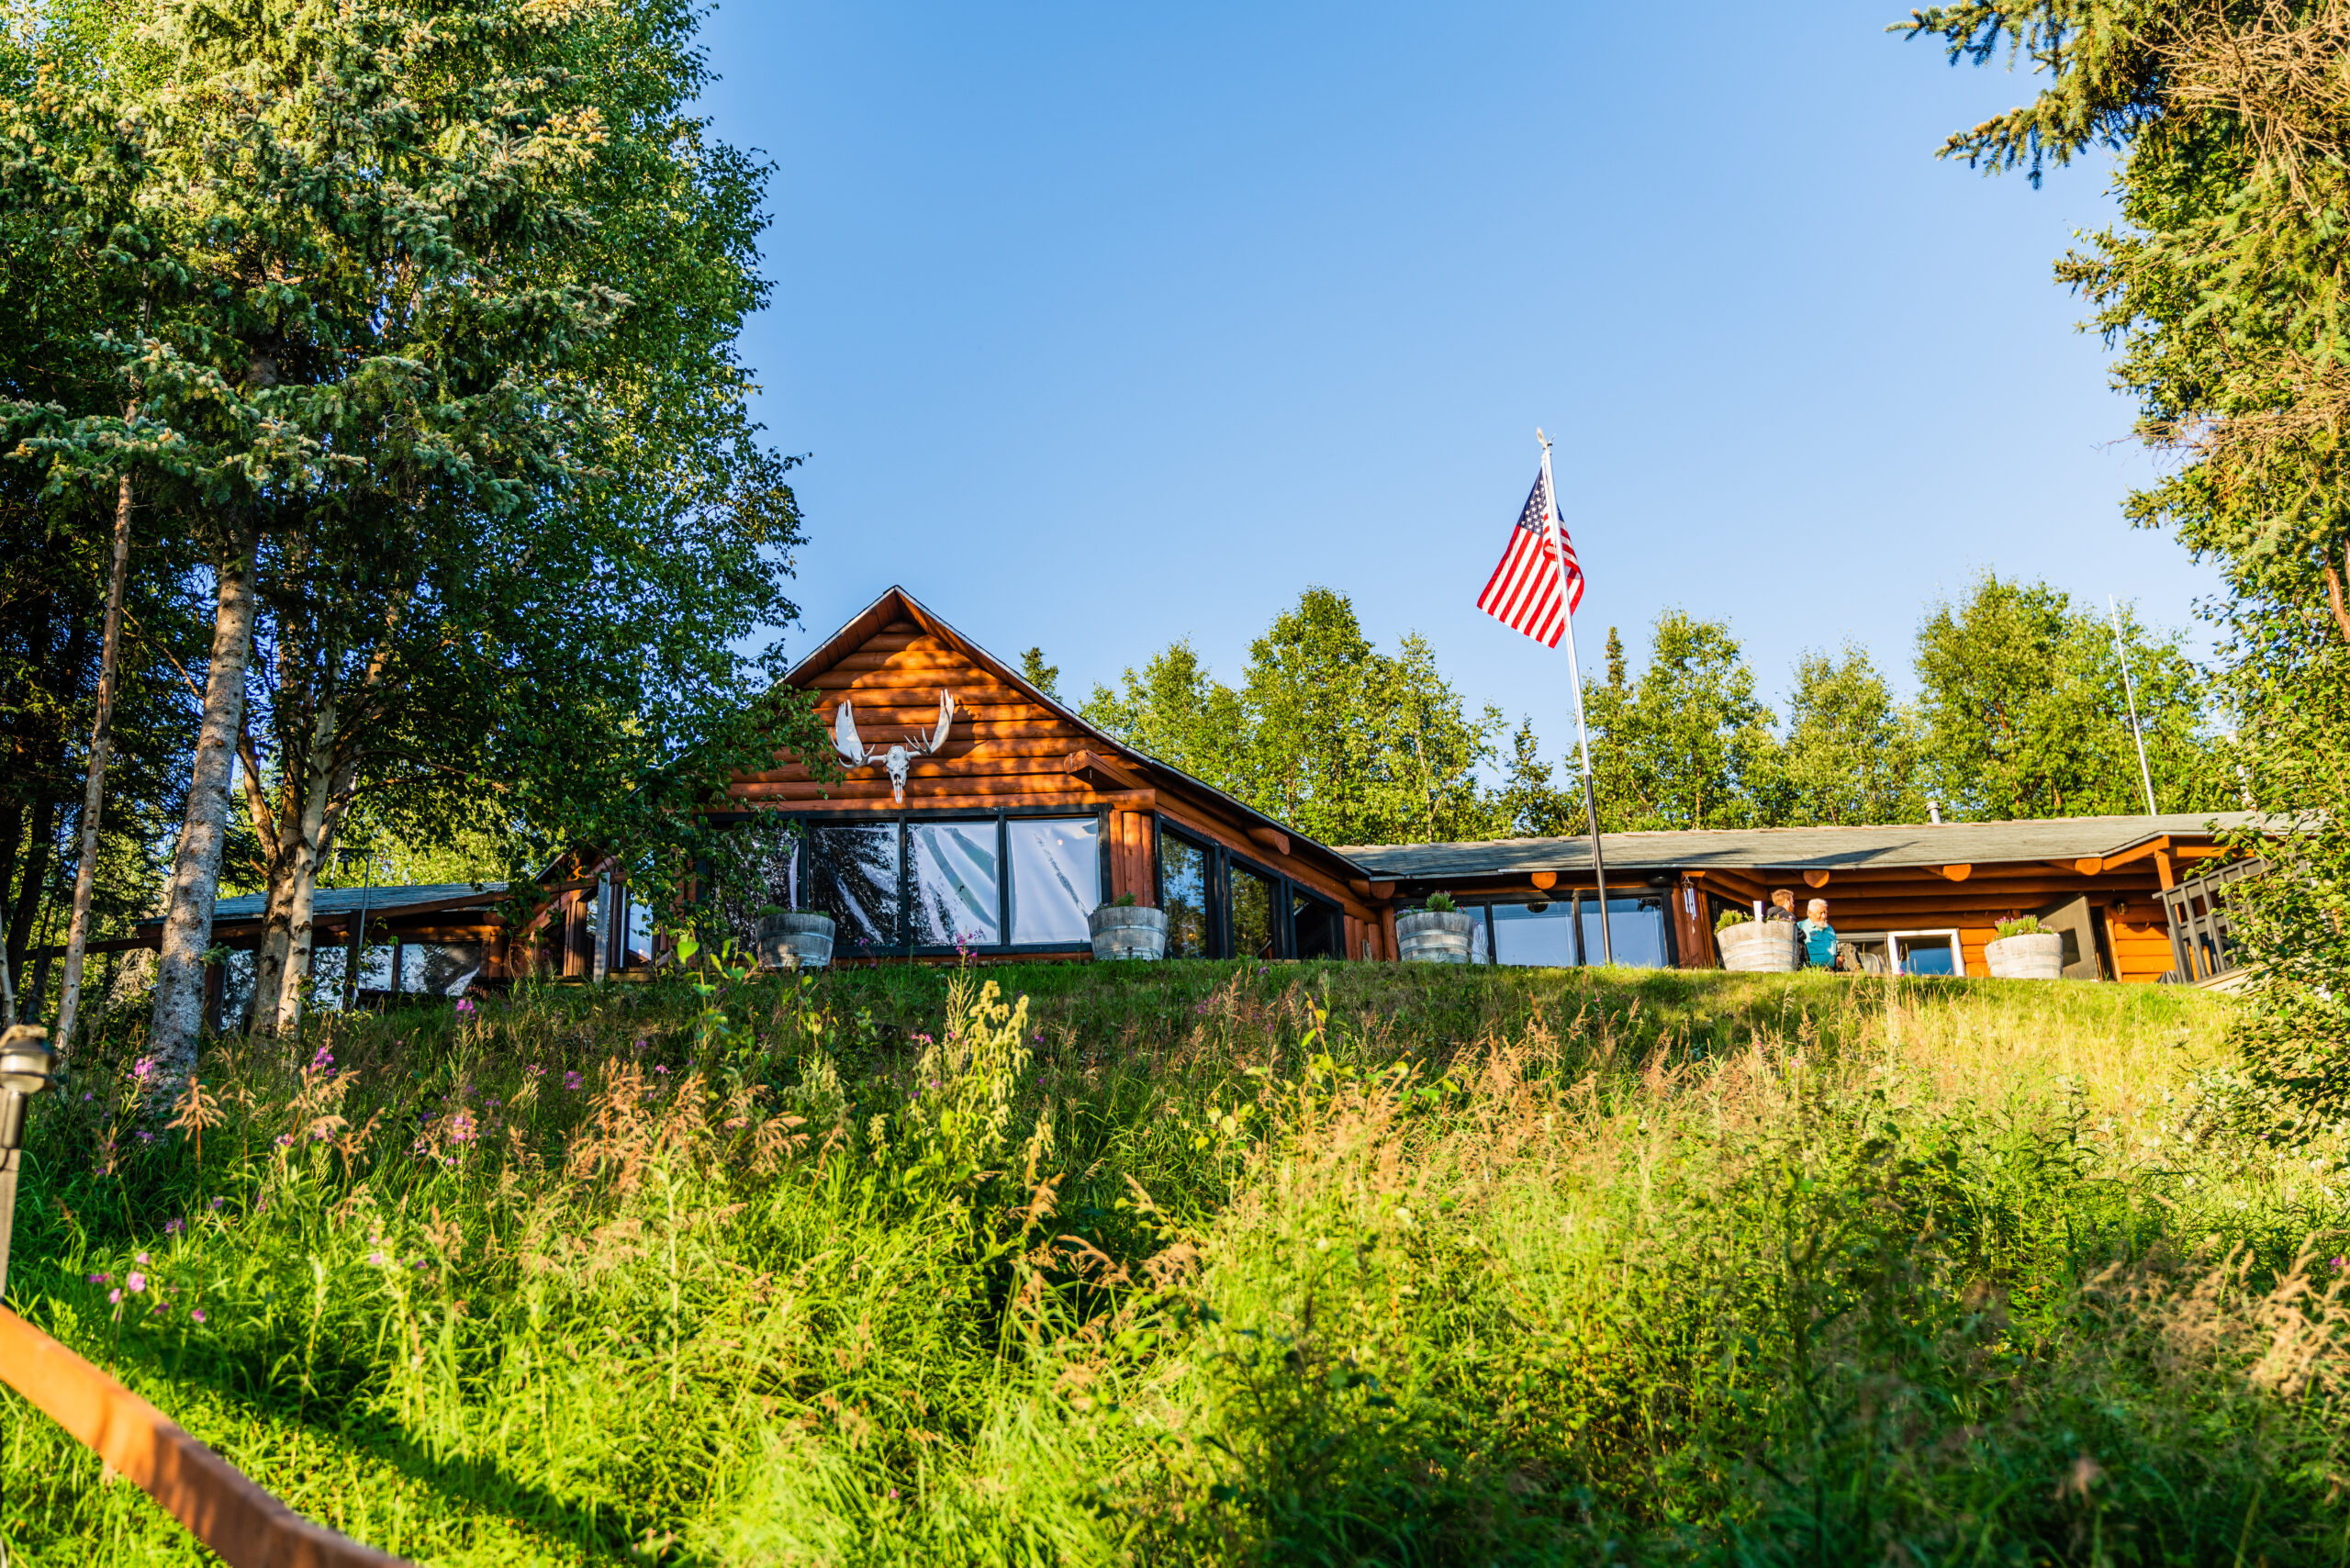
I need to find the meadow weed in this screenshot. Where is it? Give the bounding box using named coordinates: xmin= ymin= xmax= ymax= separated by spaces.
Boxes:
xmin=4 ymin=961 xmax=2340 ymax=1564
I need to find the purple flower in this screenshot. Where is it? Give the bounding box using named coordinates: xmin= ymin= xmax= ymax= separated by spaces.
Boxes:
xmin=190 ymin=1309 xmax=205 ymax=1324
xmin=131 ymin=1058 xmax=157 ymax=1082
xmin=135 ymin=1252 xmax=149 ymax=1265
xmin=107 ymin=1288 xmax=121 ymax=1305
xmin=208 ymin=1197 xmax=223 ymax=1210
xmin=563 ymin=1071 xmax=583 ymax=1092
xmin=655 ymin=1065 xmax=669 ymax=1075
xmin=274 ymin=1133 xmax=294 ymax=1148
xmin=126 ymin=1272 xmax=146 ymax=1294
xmin=454 ymin=998 xmax=476 ymax=1017
xmin=368 ymin=1251 xmax=386 ymax=1265
xmin=163 ymin=1219 xmax=184 ymax=1236
xmin=86 ymin=1272 xmax=107 ymax=1285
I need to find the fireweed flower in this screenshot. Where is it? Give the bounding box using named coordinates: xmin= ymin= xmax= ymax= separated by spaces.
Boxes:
xmin=107 ymin=1289 xmax=121 ymax=1305
xmin=563 ymin=1071 xmax=583 ymax=1092
xmin=453 ymin=998 xmax=476 ymax=1018
xmin=163 ymin=1219 xmax=184 ymax=1236
xmin=126 ymin=1272 xmax=146 ymax=1294
xmin=135 ymin=1252 xmax=148 ymax=1265
xmin=190 ymin=1309 xmax=205 ymax=1324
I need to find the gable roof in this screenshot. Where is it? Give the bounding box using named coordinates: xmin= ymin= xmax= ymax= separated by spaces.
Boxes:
xmin=786 ymin=586 xmax=1371 ymax=879
xmin=1338 ymin=812 xmax=2264 ymax=881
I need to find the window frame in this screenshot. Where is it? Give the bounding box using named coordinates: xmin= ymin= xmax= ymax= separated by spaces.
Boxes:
xmin=1152 ymin=816 xmax=1335 ymax=962
xmin=1836 ymin=928 xmax=1967 ymax=977
xmin=1461 ymin=889 xmax=1681 ymax=969
xmin=706 ymin=807 xmax=1109 ymax=958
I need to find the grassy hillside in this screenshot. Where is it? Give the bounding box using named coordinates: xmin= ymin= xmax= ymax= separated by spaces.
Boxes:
xmin=5 ymin=959 xmax=2344 ymax=1564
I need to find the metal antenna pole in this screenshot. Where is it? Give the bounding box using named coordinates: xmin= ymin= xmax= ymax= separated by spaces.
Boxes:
xmin=1539 ymin=431 xmax=1613 ymax=965
xmin=2110 ymin=595 xmax=2160 ymax=817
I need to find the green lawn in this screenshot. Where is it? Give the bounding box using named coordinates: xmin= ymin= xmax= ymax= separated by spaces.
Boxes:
xmin=8 ymin=960 xmax=2343 ymax=1564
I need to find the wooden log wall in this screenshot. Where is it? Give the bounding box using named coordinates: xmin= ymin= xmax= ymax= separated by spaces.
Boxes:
xmin=733 ymin=622 xmax=1116 ymax=812
xmin=739 ymin=612 xmax=1384 ymax=935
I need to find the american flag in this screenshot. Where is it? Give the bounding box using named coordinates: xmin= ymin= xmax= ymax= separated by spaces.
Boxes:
xmin=1476 ymin=463 xmax=1583 ymax=647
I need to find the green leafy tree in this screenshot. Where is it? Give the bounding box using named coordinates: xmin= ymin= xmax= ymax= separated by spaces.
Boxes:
xmin=1779 ymin=646 xmax=1927 ymax=826
xmin=1576 ymin=610 xmax=1778 ymax=832
xmin=1018 ymin=647 xmax=1062 ymax=702
xmin=1086 ymin=589 xmax=1501 ymax=846
xmin=0 ymin=0 xmax=822 ymax=1059
xmin=1081 ymin=640 xmax=1249 ymax=794
xmin=1495 ymin=717 xmax=1575 ymax=838
xmin=1913 ymin=574 xmax=2222 ymax=821
xmin=1906 ymin=2 xmax=2350 ymax=1110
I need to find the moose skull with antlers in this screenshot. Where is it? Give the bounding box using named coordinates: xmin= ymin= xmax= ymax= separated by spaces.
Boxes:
xmin=831 ymin=689 xmax=957 ymax=805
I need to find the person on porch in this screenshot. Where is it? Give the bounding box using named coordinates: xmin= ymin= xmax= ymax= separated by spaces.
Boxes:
xmin=1798 ymin=898 xmax=1838 ymax=969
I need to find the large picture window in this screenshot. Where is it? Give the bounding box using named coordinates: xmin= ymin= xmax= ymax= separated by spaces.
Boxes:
xmin=811 ymin=823 xmax=901 ymax=952
xmin=1462 ymin=892 xmax=1676 ymax=969
xmin=778 ymin=812 xmax=1104 ymax=955
xmin=910 ymin=822 xmax=1002 ymax=946
xmin=1008 ymin=818 xmax=1101 ymax=944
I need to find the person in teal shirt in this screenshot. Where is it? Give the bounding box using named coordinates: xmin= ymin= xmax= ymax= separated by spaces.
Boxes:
xmin=1798 ymin=899 xmax=1838 ymax=970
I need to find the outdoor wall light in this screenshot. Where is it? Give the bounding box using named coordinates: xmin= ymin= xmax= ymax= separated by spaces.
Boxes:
xmin=0 ymin=1023 xmax=54 ymax=1301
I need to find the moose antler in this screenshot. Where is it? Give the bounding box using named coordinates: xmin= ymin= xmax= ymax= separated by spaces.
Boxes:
xmin=830 ymin=690 xmax=959 ymax=805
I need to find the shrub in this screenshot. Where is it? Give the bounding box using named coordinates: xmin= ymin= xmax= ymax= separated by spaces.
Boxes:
xmin=1994 ymin=914 xmax=2047 ymax=938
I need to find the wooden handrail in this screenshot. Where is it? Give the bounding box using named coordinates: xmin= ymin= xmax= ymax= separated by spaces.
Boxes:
xmin=0 ymin=1305 xmax=408 ymax=1567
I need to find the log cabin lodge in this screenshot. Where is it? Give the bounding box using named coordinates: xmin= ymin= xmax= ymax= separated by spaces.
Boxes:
xmin=109 ymin=587 xmax=2260 ymax=1015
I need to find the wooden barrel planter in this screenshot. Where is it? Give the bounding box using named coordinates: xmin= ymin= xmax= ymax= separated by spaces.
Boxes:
xmin=755 ymin=912 xmax=836 ymax=970
xmin=1090 ymin=904 xmax=1168 ymax=960
xmin=1396 ymin=909 xmax=1474 ymax=964
xmin=1985 ymin=932 xmax=2065 ymax=980
xmin=1716 ymin=921 xmax=1798 ymax=973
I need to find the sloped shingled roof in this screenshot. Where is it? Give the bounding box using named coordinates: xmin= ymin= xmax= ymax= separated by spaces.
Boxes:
xmin=138 ymin=882 xmax=509 ymax=927
xmin=1337 ymin=812 xmax=2261 ymax=880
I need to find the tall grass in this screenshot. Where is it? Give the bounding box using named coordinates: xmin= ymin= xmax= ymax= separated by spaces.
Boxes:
xmin=2 ymin=960 xmax=2342 ymax=1564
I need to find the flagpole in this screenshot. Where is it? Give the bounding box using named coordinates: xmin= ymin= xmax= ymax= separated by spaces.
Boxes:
xmin=1539 ymin=431 xmax=1613 ymax=965
xmin=2109 ymin=595 xmax=2159 ymax=817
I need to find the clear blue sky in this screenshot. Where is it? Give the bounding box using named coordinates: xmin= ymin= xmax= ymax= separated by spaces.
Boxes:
xmin=691 ymin=2 xmax=2213 ymax=769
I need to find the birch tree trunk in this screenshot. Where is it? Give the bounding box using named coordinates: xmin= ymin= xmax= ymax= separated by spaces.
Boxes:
xmin=242 ymin=742 xmax=297 ymax=1036
xmin=54 ymin=471 xmax=135 ymax=1056
xmin=148 ymin=519 xmax=260 ymax=1080
xmin=271 ymin=689 xmax=341 ymax=1036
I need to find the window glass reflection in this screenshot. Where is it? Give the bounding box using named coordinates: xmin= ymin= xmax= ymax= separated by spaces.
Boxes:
xmin=910 ymin=822 xmax=1001 ymax=947
xmin=1492 ymin=901 xmax=1575 ymax=966
xmin=1898 ymin=934 xmax=1958 ymax=976
xmin=811 ymin=823 xmax=901 ymax=952
xmin=1160 ymin=832 xmax=1211 ymax=958
xmin=1231 ymin=862 xmax=1278 ymax=959
xmin=1583 ymin=895 xmax=1670 ymax=969
xmin=1008 ymin=817 xmax=1100 ymax=944
xmin=1292 ymin=890 xmax=1343 ymax=959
